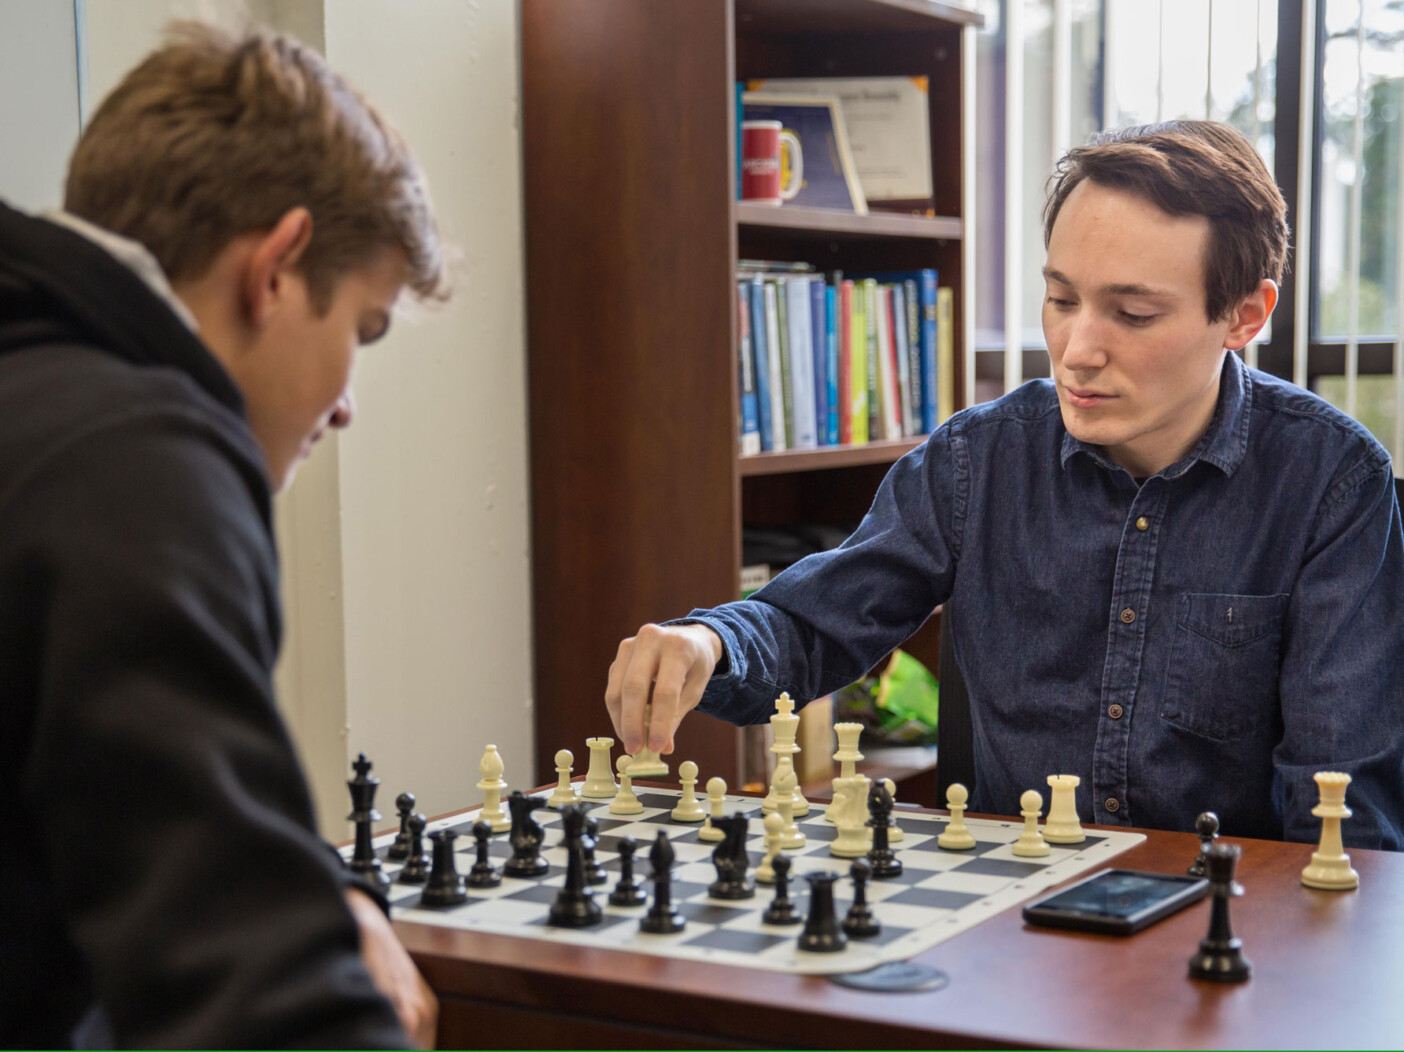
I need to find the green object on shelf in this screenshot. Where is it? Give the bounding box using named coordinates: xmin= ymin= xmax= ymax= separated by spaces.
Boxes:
xmin=833 ymin=649 xmax=938 ymax=745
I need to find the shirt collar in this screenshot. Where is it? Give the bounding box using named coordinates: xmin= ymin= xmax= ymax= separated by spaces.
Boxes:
xmin=1059 ymin=352 xmax=1253 ymax=479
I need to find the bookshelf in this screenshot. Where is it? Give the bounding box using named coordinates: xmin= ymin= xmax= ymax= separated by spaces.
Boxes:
xmin=521 ymin=0 xmax=980 ymax=785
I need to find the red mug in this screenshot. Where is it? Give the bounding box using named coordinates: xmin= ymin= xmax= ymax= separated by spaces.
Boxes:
xmin=741 ymin=120 xmax=803 ymax=205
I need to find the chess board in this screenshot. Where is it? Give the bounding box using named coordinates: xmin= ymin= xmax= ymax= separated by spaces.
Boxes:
xmin=345 ymin=787 xmax=1144 ymax=976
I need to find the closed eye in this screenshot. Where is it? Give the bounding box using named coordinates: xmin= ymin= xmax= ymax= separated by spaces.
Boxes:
xmin=1046 ymin=297 xmax=1076 ymax=310
xmin=1119 ymin=311 xmax=1156 ymax=326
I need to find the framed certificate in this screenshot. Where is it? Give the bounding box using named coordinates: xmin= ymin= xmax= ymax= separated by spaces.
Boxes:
xmin=741 ymin=93 xmax=867 ymax=214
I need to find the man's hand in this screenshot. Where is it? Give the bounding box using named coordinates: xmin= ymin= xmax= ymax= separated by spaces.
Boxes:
xmin=605 ymin=623 xmax=723 ymax=755
xmin=344 ymin=888 xmax=438 ymax=1049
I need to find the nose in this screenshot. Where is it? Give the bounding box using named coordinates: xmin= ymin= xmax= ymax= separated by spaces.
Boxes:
xmin=329 ymin=388 xmax=356 ymax=429
xmin=1057 ymin=307 xmax=1108 ymax=374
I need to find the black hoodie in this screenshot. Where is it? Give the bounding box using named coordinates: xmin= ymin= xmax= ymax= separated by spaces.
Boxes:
xmin=0 ymin=203 xmax=409 ymax=1049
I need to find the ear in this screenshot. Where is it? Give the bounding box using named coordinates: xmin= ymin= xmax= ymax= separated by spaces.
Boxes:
xmin=1224 ymin=279 xmax=1279 ymax=351
xmin=240 ymin=207 xmax=315 ymax=328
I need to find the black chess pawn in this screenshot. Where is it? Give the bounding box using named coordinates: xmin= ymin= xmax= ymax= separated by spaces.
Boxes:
xmin=548 ymin=805 xmax=602 ymax=928
xmin=347 ymin=753 xmax=391 ymax=893
xmin=866 ymin=781 xmax=903 ymax=880
xmin=640 ymin=832 xmax=685 ymax=934
xmin=582 ymin=815 xmax=608 ymax=886
xmin=842 ymin=858 xmax=881 ymax=938
xmin=798 ymin=871 xmax=847 ymax=953
xmin=420 ymin=828 xmax=468 ymax=907
xmin=1188 ymin=811 xmax=1220 ymax=878
xmin=761 ymin=853 xmax=802 ymax=926
xmin=466 ymin=820 xmax=502 ymax=889
xmin=708 ymin=814 xmax=755 ymax=900
xmin=609 ymin=836 xmax=648 ymax=907
xmin=386 ymin=791 xmax=416 ymax=861
xmin=503 ymin=790 xmax=549 ymax=878
xmin=1188 ymin=841 xmax=1251 ymax=983
xmin=398 ymin=813 xmax=430 ymax=885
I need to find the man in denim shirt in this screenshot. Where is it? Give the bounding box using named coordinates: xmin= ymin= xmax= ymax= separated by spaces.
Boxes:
xmin=605 ymin=121 xmax=1404 ymax=850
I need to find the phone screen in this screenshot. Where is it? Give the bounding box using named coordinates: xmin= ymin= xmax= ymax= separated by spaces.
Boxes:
xmin=1035 ymin=870 xmax=1198 ymax=918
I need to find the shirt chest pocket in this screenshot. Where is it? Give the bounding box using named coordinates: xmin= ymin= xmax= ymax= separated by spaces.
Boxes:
xmin=1159 ymin=592 xmax=1288 ymax=741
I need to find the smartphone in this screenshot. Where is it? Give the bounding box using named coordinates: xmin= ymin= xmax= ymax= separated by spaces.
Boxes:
xmin=1021 ymin=869 xmax=1210 ymax=935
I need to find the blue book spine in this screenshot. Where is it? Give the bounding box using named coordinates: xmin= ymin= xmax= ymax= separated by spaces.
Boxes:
xmin=918 ymin=269 xmax=939 ymax=434
xmin=808 ymin=278 xmax=829 ymax=447
xmin=748 ymin=279 xmax=774 ymax=450
xmin=824 ymin=283 xmax=840 ymax=446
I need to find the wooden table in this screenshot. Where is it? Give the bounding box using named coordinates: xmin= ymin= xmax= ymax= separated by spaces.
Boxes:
xmin=393 ymin=793 xmax=1404 ymax=1049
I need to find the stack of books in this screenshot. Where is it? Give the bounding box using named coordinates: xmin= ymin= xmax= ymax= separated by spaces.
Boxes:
xmin=736 ymin=261 xmax=953 ymax=456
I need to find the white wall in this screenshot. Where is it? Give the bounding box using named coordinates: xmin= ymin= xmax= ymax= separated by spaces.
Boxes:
xmin=61 ymin=0 xmax=534 ymax=836
xmin=0 ymin=0 xmax=81 ymax=210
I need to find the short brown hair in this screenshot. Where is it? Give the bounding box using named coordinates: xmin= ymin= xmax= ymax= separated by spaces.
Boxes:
xmin=1043 ymin=121 xmax=1288 ymax=321
xmin=65 ymin=22 xmax=447 ymax=308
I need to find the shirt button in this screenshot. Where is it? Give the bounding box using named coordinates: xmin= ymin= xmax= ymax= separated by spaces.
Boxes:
xmin=1108 ymin=704 xmax=1124 ymax=719
xmin=1136 ymin=516 xmax=1150 ymax=531
xmin=1104 ymin=797 xmax=1120 ymax=813
xmin=1120 ymin=607 xmax=1136 ymax=624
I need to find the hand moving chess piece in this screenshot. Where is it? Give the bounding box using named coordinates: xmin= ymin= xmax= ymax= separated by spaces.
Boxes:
xmin=1188 ymin=841 xmax=1251 ymax=983
xmin=670 ymin=760 xmax=706 ymax=822
xmin=625 ymin=704 xmax=669 ymax=778
xmin=610 ymin=754 xmax=644 ymax=815
xmin=1011 ymin=789 xmax=1050 ymax=857
xmin=1044 ymin=774 xmax=1085 ymax=844
xmin=504 ymin=790 xmax=549 ymax=878
xmin=387 ymin=791 xmax=415 ymax=860
xmin=938 ymin=782 xmax=977 ymax=850
xmin=1188 ymin=812 xmax=1219 ymax=877
xmin=347 ymin=753 xmax=391 ymax=893
xmin=581 ymin=736 xmax=618 ymax=799
xmin=477 ymin=744 xmax=510 ymax=832
xmin=640 ymin=832 xmax=685 ymax=933
xmin=1301 ymin=771 xmax=1360 ymax=891
xmin=698 ymin=776 xmax=727 ymax=842
xmin=547 ymin=748 xmax=582 ymax=808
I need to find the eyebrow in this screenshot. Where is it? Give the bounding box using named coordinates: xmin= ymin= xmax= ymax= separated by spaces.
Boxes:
xmin=1041 ymin=267 xmax=1179 ymax=300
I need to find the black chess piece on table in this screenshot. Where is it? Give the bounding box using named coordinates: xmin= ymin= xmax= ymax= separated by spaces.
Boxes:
xmin=640 ymin=832 xmax=685 ymax=934
xmin=866 ymin=782 xmax=903 ymax=879
xmin=798 ymin=871 xmax=847 ymax=953
xmin=761 ymin=853 xmax=801 ymax=926
xmin=609 ymin=836 xmax=647 ymax=907
xmin=1188 ymin=811 xmax=1220 ymax=877
xmin=843 ymin=858 xmax=880 ymax=938
xmin=708 ymin=814 xmax=755 ymax=900
xmin=347 ymin=753 xmax=391 ymax=893
xmin=1188 ymin=842 xmax=1251 ymax=983
xmin=398 ymin=813 xmax=430 ymax=885
xmin=466 ymin=820 xmax=502 ymax=889
xmin=503 ymin=790 xmax=549 ymax=878
xmin=386 ymin=791 xmax=416 ymax=860
xmin=548 ymin=805 xmax=602 ymax=928
xmin=420 ymin=828 xmax=468 ymax=907
xmin=582 ymin=815 xmax=608 ymax=886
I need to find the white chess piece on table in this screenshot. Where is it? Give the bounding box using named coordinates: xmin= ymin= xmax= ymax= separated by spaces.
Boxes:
xmin=624 ymin=703 xmax=669 ymax=778
xmin=824 ymin=722 xmax=864 ymax=824
xmin=882 ymin=778 xmax=905 ymax=843
xmin=775 ymin=767 xmax=805 ymax=849
xmin=763 ymin=693 xmax=809 ymax=816
xmin=476 ymin=744 xmax=511 ymax=832
xmin=671 ymin=760 xmax=706 ymax=822
xmin=756 ymin=812 xmax=784 ymax=884
xmin=1044 ymin=774 xmax=1085 ymax=844
xmin=830 ymin=774 xmax=872 ymax=858
xmin=938 ymin=782 xmax=976 ymax=850
xmin=1302 ymin=771 xmax=1360 ymax=890
xmin=546 ymin=749 xmax=581 ymax=808
xmin=698 ymin=776 xmax=727 ymax=842
xmin=1011 ymin=789 xmax=1050 ymax=857
xmin=580 ymin=737 xmax=618 ymax=799
xmin=609 ymin=755 xmax=643 ymax=815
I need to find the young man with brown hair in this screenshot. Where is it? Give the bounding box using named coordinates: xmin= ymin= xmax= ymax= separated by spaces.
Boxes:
xmin=1 ymin=24 xmax=446 ymax=1048
xmin=606 ymin=120 xmax=1404 ymax=851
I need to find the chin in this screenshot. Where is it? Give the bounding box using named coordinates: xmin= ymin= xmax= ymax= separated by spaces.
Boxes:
xmin=1059 ymin=405 xmax=1126 ymax=449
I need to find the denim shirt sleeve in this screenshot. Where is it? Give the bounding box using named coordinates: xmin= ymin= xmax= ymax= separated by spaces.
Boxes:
xmin=1274 ymin=454 xmax=1404 ymax=850
xmin=671 ymin=428 xmax=964 ymax=726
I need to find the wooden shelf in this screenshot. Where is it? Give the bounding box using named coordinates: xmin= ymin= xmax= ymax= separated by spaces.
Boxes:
xmin=735 ymin=0 xmax=983 ymax=35
xmin=739 ymin=437 xmax=926 ymax=476
xmin=736 ymin=201 xmax=962 ymax=241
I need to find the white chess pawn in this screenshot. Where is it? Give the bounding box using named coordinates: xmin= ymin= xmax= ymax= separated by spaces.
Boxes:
xmin=756 ymin=812 xmax=784 ymax=884
xmin=698 ymin=776 xmax=727 ymax=842
xmin=938 ymin=782 xmax=977 ymax=850
xmin=624 ymin=704 xmax=669 ymax=777
xmin=546 ymin=748 xmax=581 ymax=808
xmin=670 ymin=760 xmax=706 ymax=822
xmin=580 ymin=736 xmax=618 ymax=799
xmin=1044 ymin=774 xmax=1085 ymax=844
xmin=1011 ymin=789 xmax=1050 ymax=857
xmin=776 ymin=767 xmax=805 ymax=850
xmin=476 ymin=743 xmax=511 ymax=832
xmin=1302 ymin=771 xmax=1360 ymax=890
xmin=609 ymin=754 xmax=643 ymax=815
xmin=824 ymin=722 xmax=865 ymax=823
xmin=882 ymin=778 xmax=905 ymax=843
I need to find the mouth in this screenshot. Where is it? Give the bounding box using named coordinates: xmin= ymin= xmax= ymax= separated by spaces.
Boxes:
xmin=1064 ymin=386 xmax=1114 ymax=409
